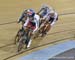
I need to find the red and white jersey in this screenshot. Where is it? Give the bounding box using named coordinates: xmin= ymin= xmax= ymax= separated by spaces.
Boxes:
xmin=24 ymin=14 xmax=40 ymax=32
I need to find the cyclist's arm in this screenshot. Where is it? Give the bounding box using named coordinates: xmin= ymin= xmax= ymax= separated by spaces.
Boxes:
xmin=53 ymin=13 xmax=58 ymax=22
xmin=18 ymin=10 xmax=27 ymax=23
xmin=37 ymin=8 xmax=44 ymax=14
xmin=24 ymin=17 xmax=29 ymax=27
xmin=18 ymin=13 xmax=24 ymax=23
xmin=34 ymin=21 xmax=38 ymax=32
xmin=50 ymin=13 xmax=58 ymax=26
xmin=33 ymin=16 xmax=40 ymax=33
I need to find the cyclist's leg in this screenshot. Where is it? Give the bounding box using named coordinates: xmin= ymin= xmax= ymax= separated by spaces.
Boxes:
xmin=44 ymin=23 xmax=51 ymax=32
xmin=25 ymin=33 xmax=32 ymax=48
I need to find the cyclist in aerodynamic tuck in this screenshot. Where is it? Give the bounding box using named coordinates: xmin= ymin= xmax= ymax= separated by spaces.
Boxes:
xmin=39 ymin=9 xmax=58 ymax=37
xmin=23 ymin=9 xmax=40 ymax=48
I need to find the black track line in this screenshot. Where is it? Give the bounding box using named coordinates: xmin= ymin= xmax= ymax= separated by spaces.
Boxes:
xmin=0 ymin=12 xmax=75 ymax=26
xmin=0 ymin=28 xmax=75 ymax=49
xmin=3 ymin=36 xmax=74 ymax=60
xmin=0 ymin=21 xmax=17 ymax=26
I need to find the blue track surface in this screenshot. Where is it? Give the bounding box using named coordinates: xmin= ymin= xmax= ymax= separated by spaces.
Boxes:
xmin=19 ymin=40 xmax=75 ymax=60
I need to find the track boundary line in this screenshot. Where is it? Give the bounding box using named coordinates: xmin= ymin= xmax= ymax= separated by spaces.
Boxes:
xmin=0 ymin=28 xmax=75 ymax=49
xmin=3 ymin=36 xmax=74 ymax=60
xmin=0 ymin=21 xmax=17 ymax=26
xmin=0 ymin=12 xmax=75 ymax=26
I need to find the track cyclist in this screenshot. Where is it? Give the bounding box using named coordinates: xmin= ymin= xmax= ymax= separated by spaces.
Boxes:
xmin=23 ymin=9 xmax=40 ymax=48
xmin=40 ymin=9 xmax=58 ymax=36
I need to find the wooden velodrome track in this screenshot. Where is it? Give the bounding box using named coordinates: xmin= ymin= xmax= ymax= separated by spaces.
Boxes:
xmin=0 ymin=0 xmax=75 ymax=60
